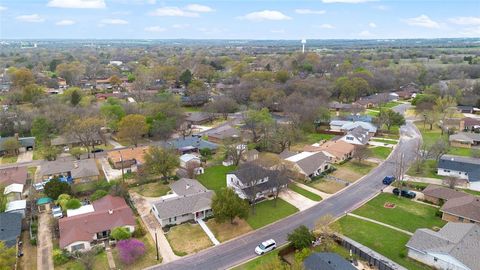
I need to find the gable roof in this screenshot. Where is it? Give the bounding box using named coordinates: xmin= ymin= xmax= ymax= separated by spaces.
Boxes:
xmin=0 ymin=136 xmax=35 ymax=151
xmin=318 ymin=140 xmax=355 ymax=159
xmin=0 ymin=166 xmax=28 ymax=186
xmin=344 ymin=126 xmax=372 ymax=144
xmin=449 ymin=132 xmax=480 ymax=144
xmin=407 ymin=223 xmax=480 ymax=270
xmin=108 ymin=147 xmax=149 ymax=164
xmin=59 ymin=195 xmax=135 ymax=248
xmin=422 ymin=185 xmax=469 ymax=201
xmin=441 ymin=194 xmax=480 ymax=222
xmin=0 ymin=212 xmax=22 ymax=247
xmin=185 ymin=112 xmax=211 ymax=123
xmin=39 ymin=159 xmax=99 ymax=179
xmin=286 ymin=152 xmax=330 ymax=176
xmin=170 ymin=178 xmax=208 ymax=196
xmin=304 ymin=252 xmax=356 ymax=270
xmin=152 ymin=190 xmax=213 ymax=220
xmin=164 ymin=135 xmax=218 ymax=151
xmin=438 ymin=155 xmax=480 ymax=182
xmin=229 ymin=164 xmax=275 ymax=185
xmin=330 ymin=120 xmax=377 ymax=133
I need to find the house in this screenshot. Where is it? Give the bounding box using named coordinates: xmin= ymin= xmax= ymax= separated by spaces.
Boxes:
xmin=201 ymin=125 xmax=240 ymax=143
xmin=316 ymin=140 xmax=355 ymax=163
xmin=5 ymin=200 xmax=27 ymax=218
xmin=226 ymin=164 xmax=282 ymax=201
xmin=449 ymin=132 xmax=480 ymax=148
xmin=0 ymin=166 xmax=28 ymax=186
xmin=0 ymin=212 xmax=23 ymax=247
xmin=328 ymin=102 xmax=362 ymax=113
xmin=406 ymin=222 xmax=480 ymax=270
xmin=421 ymin=184 xmax=468 ymax=205
xmin=38 ymin=159 xmax=100 ymax=184
xmin=395 ymin=82 xmax=420 ymax=100
xmin=329 ymin=120 xmax=377 ymax=134
xmin=0 ymin=135 xmax=35 ymax=155
xmin=151 ymin=178 xmax=213 ymax=227
xmin=179 ymin=154 xmax=204 ymax=174
xmin=343 ymin=114 xmax=373 ymax=123
xmin=354 ymin=92 xmax=398 ymax=108
xmin=107 ymin=147 xmax=148 ymax=171
xmin=185 ymin=112 xmax=213 ymax=125
xmin=3 ymin=183 xmax=24 ymax=200
xmin=460 ymin=117 xmax=480 ymax=132
xmin=304 ymin=252 xmax=356 ymax=270
xmin=440 ymin=195 xmax=480 ymax=224
xmin=457 ymin=105 xmax=475 ymax=114
xmin=285 ymin=152 xmax=331 ymax=179
xmin=163 ymin=135 xmax=218 ymax=154
xmin=59 ymin=195 xmax=136 ymax=252
xmin=339 ymin=126 xmax=372 ymax=145
xmin=51 ymin=134 xmax=103 ymax=148
xmin=437 ymin=155 xmax=480 ymax=190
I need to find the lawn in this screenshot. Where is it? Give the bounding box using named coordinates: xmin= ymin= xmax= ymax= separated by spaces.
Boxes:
xmin=331 ymin=161 xmax=375 ymax=182
xmin=72 ymin=181 xmax=98 ymax=193
xmin=166 ymin=223 xmax=213 ymax=255
xmin=448 ymin=147 xmax=475 ymax=156
xmin=378 ymin=101 xmax=403 ymax=109
xmin=112 ymin=234 xmax=161 ymax=269
xmin=459 ymin=188 xmax=480 ymax=196
xmin=336 ymin=216 xmax=432 ymax=270
xmin=289 ymin=184 xmax=322 ymax=201
xmin=415 ymin=122 xmax=472 ymax=157
xmin=232 ymin=249 xmax=283 ymax=270
xmin=369 ymin=146 xmax=393 ymax=160
xmin=0 ymin=155 xmax=17 ymax=164
xmin=303 ymin=132 xmax=336 ymax=144
xmin=206 ymin=218 xmax=253 ymax=242
xmin=131 ymin=182 xmax=170 ymax=197
xmin=371 ymin=138 xmax=398 ymax=145
xmin=197 ymin=165 xmax=236 ymax=193
xmin=246 ymin=199 xmax=298 ymax=229
xmin=406 ymin=159 xmax=442 ymax=179
xmin=353 ymin=193 xmax=446 ymax=232
xmin=307 ymin=178 xmax=346 ymax=194
xmin=56 ymin=251 xmax=109 ymax=270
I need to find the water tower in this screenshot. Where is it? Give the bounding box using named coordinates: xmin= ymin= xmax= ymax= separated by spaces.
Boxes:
xmin=301 ymin=39 xmax=306 ymax=53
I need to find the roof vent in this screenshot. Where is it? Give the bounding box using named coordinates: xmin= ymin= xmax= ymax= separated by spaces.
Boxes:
xmin=186 ymin=184 xmax=190 ymax=190
xmin=73 ymin=162 xmax=79 ymax=168
xmin=108 ymin=209 xmax=113 ymax=214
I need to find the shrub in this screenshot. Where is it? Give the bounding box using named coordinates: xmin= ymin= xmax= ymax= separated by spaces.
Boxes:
xmin=111 ymin=227 xmax=132 ymax=241
xmin=53 ymin=248 xmax=69 ymax=266
xmin=56 ymin=194 xmax=71 ymax=210
xmin=44 ymin=178 xmax=72 ymax=200
xmin=287 ymin=225 xmax=315 ymax=250
xmin=65 ymin=199 xmax=82 ymax=209
xmin=117 ymin=239 xmax=146 ymax=264
xmin=90 ymin=190 xmax=108 ymax=201
xmin=132 ymin=219 xmax=147 ymax=238
xmin=30 ymin=238 xmax=37 ymax=246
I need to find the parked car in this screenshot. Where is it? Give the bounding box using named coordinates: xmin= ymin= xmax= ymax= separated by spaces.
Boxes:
xmin=382 ymin=176 xmax=395 ymax=185
xmin=91 ymin=148 xmax=104 ymax=153
xmin=255 ymin=239 xmax=276 ymax=255
xmin=392 ymin=188 xmax=416 ymax=199
xmin=52 ymin=206 xmax=63 ymax=218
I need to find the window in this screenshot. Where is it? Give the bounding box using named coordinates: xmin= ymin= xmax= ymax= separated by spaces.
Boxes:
xmin=346 ymin=136 xmax=354 ymax=141
xmin=71 ymin=243 xmax=85 ymax=252
xmin=443 ymin=169 xmax=450 ymax=173
xmin=459 ymin=217 xmax=464 ymax=222
xmin=434 ymin=257 xmax=438 ymax=262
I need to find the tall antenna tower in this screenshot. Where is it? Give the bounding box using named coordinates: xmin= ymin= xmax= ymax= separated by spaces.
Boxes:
xmin=301 ymin=39 xmax=306 ymax=53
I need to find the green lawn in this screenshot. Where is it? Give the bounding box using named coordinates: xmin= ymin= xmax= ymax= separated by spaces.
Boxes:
xmin=0 ymin=155 xmax=17 ymax=164
xmin=246 ymin=199 xmax=298 ymax=229
xmin=289 ymin=184 xmax=322 ymax=201
xmin=448 ymin=147 xmax=475 ymax=156
xmin=307 ymin=178 xmax=346 ymax=194
xmin=337 ymin=216 xmax=432 ymax=270
xmin=72 ymin=181 xmax=98 ymax=193
xmin=56 ymin=251 xmax=109 ymax=270
xmin=459 ymin=188 xmax=480 ymax=196
xmin=369 ymin=146 xmax=392 ymax=160
xmin=353 ymin=193 xmax=446 ymax=232
xmin=232 ymin=248 xmax=283 ymax=270
xmin=415 ymin=122 xmax=472 ymax=157
xmin=379 ymin=101 xmax=403 ymax=109
xmin=197 ymin=165 xmax=236 ymax=193
xmin=131 ymin=182 xmax=170 ymax=197
xmin=371 ymin=138 xmax=398 ymax=144
xmin=407 ymin=159 xmax=442 ymax=179
xmin=304 ymin=132 xmax=335 ymax=144
xmin=366 ymin=110 xmax=380 ymax=117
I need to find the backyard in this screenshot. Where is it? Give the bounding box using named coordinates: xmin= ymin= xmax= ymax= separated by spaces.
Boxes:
xmin=166 ymin=223 xmax=213 ymax=255
xmin=336 ymin=216 xmax=432 ymax=270
xmin=130 ymin=182 xmax=170 ymax=197
xmin=369 ymin=146 xmax=393 ymax=160
xmin=197 ymin=165 xmax=236 ymax=193
xmin=352 ymin=193 xmax=446 ymax=232
xmin=246 ymin=199 xmax=298 ymax=229
xmin=206 ymin=218 xmax=253 ymax=242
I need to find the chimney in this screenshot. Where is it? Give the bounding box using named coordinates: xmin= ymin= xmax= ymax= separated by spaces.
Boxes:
xmin=108 ymin=209 xmax=113 ymax=214
xmin=186 ymin=184 xmax=190 ymax=190
xmin=73 ymin=161 xmax=79 ymax=168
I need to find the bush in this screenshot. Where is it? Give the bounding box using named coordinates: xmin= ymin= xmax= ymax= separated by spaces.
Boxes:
xmin=53 ymin=248 xmax=69 ymax=266
xmin=132 ymin=219 xmax=147 ymax=238
xmin=44 ymin=178 xmax=72 ymax=200
xmin=287 ymin=225 xmax=315 ymax=250
xmin=111 ymin=227 xmax=132 ymax=241
xmin=65 ymin=198 xmax=82 ymax=209
xmin=30 ymin=238 xmax=37 ymax=246
xmin=117 ymin=239 xmax=146 ymax=265
xmin=90 ymin=190 xmax=108 ymax=201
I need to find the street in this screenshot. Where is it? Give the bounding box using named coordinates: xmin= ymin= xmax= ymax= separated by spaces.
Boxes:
xmin=146 ymin=120 xmax=421 ymax=270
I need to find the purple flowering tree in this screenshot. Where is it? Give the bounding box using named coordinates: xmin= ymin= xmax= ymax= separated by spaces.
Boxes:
xmin=117 ymin=239 xmax=146 ymax=264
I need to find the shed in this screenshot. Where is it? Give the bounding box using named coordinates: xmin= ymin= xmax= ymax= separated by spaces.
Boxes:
xmin=36 ymin=197 xmax=53 ymax=212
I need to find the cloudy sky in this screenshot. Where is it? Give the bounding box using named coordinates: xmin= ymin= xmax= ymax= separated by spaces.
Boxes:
xmin=0 ymin=0 xmax=479 ymax=39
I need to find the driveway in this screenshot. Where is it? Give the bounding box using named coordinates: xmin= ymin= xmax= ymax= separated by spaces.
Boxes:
xmin=129 ymin=192 xmax=180 ymax=263
xmin=37 ymin=213 xmax=54 ymax=270
xmin=279 ymin=189 xmax=316 ymax=211
xmin=147 ymin=121 xmax=422 ymax=270
xmin=17 ymin=151 xmax=33 ymax=163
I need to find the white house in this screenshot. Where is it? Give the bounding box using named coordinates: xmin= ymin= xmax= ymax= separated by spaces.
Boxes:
xmin=285 ymin=151 xmax=331 ymax=179
xmin=437 ymin=155 xmax=480 ymax=190
xmin=226 ymin=165 xmax=283 ymax=201
xmin=339 ymin=126 xmax=372 ymax=145
xmin=330 ymin=120 xmax=377 ymax=134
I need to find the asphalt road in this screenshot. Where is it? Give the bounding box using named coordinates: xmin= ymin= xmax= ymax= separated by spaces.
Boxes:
xmin=147 ymin=120 xmax=421 ymax=270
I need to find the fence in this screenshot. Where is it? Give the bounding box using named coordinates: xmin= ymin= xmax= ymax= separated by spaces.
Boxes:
xmin=336 ymin=235 xmax=408 ymax=270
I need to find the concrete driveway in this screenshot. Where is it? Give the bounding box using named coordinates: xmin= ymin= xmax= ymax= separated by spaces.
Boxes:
xmin=279 ymin=189 xmax=316 ymax=211
xmin=17 ymin=151 xmax=33 ymax=163
xmin=37 ymin=213 xmax=54 ymax=270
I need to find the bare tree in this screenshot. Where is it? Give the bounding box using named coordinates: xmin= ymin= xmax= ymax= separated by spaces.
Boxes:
xmin=185 ymin=161 xmax=200 ymax=179
xmin=232 ymin=163 xmax=269 ymax=215
xmin=178 ymin=122 xmax=192 ymax=139
xmin=444 ymin=176 xmax=460 ymax=189
xmin=314 ymin=214 xmax=340 ymax=252
xmin=224 ymin=140 xmax=246 ymax=166
xmin=270 ymin=165 xmax=290 ymax=206
xmin=68 ymin=117 xmax=103 ymax=158
xmin=352 ymin=145 xmax=371 ymax=163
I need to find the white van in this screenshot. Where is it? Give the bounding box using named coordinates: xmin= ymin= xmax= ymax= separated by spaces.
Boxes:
xmin=254 ymin=239 xmax=276 ymax=255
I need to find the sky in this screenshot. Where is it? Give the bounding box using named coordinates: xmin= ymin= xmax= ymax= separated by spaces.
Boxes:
xmin=0 ymin=0 xmax=479 ymax=39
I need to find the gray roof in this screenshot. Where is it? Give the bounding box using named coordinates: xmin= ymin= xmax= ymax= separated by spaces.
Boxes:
xmin=438 ymin=155 xmax=480 ymax=182
xmin=229 ymin=164 xmax=275 ymax=186
xmin=422 ymin=185 xmax=468 ymax=201
xmin=449 ymin=132 xmax=480 ymax=144
xmin=279 ymin=150 xmax=296 ymax=159
xmin=0 ymin=136 xmax=35 ymax=151
xmin=345 ymin=126 xmax=372 ymax=144
xmin=170 ymin=178 xmax=208 ymax=196
xmin=441 ymin=194 xmax=480 ymax=222
xmin=407 ymin=223 xmax=480 ymax=270
xmin=0 ymin=212 xmax=22 ymax=247
xmin=152 ymin=190 xmax=213 ymax=220
xmin=39 ymin=159 xmax=99 ymax=179
xmin=203 ymin=125 xmax=240 ymax=140
xmin=164 ymin=135 xmax=218 ymax=151
xmin=304 ymin=252 xmax=356 ymax=270
xmin=185 ymin=112 xmax=211 ymax=123
xmin=295 ymin=152 xmax=330 ymax=176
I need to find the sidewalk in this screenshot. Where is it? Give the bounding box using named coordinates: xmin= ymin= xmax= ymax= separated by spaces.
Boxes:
xmin=403 ymin=175 xmax=442 ymax=185
xmin=197 ymin=219 xmax=220 ymax=246
xmin=37 ymin=213 xmax=54 ymax=270
xmin=347 ymin=213 xmax=413 ymax=236
xmin=108 ymin=139 xmax=124 ymax=149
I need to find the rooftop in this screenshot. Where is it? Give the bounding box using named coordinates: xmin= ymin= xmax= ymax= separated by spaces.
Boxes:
xmin=0 ymin=166 xmax=28 ymax=186
xmin=107 ymin=146 xmax=149 ymax=164
xmin=39 ymin=158 xmax=99 ymax=179
xmin=0 ymin=212 xmax=23 ymax=247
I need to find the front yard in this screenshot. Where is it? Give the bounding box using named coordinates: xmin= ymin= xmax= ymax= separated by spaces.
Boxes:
xmin=307 ymin=178 xmax=346 ymax=194
xmin=197 ymin=165 xmax=236 ymax=193
xmin=288 ymin=184 xmax=322 ymax=201
xmin=0 ymin=155 xmax=17 ymax=164
xmin=130 ymin=182 xmax=170 ymax=197
xmin=206 ymin=218 xmax=253 ymax=242
xmin=246 ymin=199 xmax=298 ymax=229
xmin=336 ymin=216 xmax=431 ymax=270
xmin=406 ymin=159 xmax=443 ymax=179
xmin=56 ymin=251 xmax=109 ymax=270
xmin=352 ymin=193 xmax=446 ymax=232
xmin=415 ymin=122 xmax=473 ymax=157
xmin=369 ymin=146 xmax=392 ymax=160
xmin=166 ymin=223 xmax=213 ymax=256
xmin=112 ymin=234 xmax=160 ymax=270
xmin=331 ymin=161 xmax=375 ymax=182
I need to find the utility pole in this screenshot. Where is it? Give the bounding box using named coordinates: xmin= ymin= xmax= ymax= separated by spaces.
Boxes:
xmin=119 ymin=150 xmax=125 ymax=183
xmin=155 ymin=229 xmax=160 ymax=261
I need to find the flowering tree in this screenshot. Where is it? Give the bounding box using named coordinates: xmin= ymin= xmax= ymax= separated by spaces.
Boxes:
xmin=117 ymin=239 xmax=146 ymax=264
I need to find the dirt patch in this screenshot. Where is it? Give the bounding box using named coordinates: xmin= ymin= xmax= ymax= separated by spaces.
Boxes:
xmin=206 ymin=218 xmax=253 ymax=242
xmin=384 ymin=202 xmax=396 ymax=209
xmin=309 ymin=180 xmax=346 ymax=194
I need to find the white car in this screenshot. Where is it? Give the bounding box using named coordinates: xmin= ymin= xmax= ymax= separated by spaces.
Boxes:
xmin=254 ymin=239 xmax=276 ymax=255
xmin=52 ymin=206 xmax=63 ymax=218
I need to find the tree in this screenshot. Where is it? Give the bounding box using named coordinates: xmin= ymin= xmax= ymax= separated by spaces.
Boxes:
xmin=44 ymin=178 xmax=71 ymax=200
xmin=100 ymin=98 xmax=126 ymax=131
xmin=179 ymin=69 xmax=193 ymax=86
xmin=56 ymin=61 xmax=86 ymax=85
xmin=90 ymin=190 xmax=108 ymax=201
xmin=65 ymin=198 xmax=81 ymax=209
xmin=117 ymin=114 xmax=148 ymax=147
xmin=223 ymin=140 xmax=245 ymax=166
xmin=56 ymin=194 xmax=71 ymax=210
xmin=243 ymin=108 xmax=274 ymax=142
xmin=1 ymin=137 xmax=21 ymax=156
xmin=444 ymin=176 xmax=460 ymax=189
xmin=434 ymin=96 xmax=457 ymax=135
xmin=111 ymin=227 xmax=132 ymax=240
xmin=211 ymin=188 xmax=249 ymax=224
xmin=0 ymin=241 xmax=16 ymax=269
xmin=109 ymin=75 xmax=122 ymax=90
xmin=71 ymin=248 xmax=98 ymax=270
xmin=231 ymin=163 xmax=268 ymax=214
xmin=31 ymin=117 xmax=54 ymax=144
xmin=40 ymin=146 xmax=60 ymax=161
xmin=378 ymin=109 xmax=405 ymax=131
xmin=69 ymin=117 xmax=103 ymax=158
xmin=353 ymin=146 xmax=371 ymax=163
xmin=22 ymin=84 xmax=45 ymax=103
xmin=143 ymin=147 xmax=179 ymax=183
xmin=69 ymin=147 xmax=85 ymax=160
xmin=287 ymin=225 xmax=315 ymax=250
xmin=314 ymin=214 xmax=339 ymax=251
xmin=185 ymin=161 xmax=200 ymax=179
xmin=0 ymin=186 xmax=7 ymax=212
xmin=205 ymin=96 xmax=238 ymax=119
xmin=117 ymin=239 xmax=146 ymax=265
xmin=70 ymin=88 xmax=81 ymax=106
xmin=270 ymin=165 xmax=291 ymax=206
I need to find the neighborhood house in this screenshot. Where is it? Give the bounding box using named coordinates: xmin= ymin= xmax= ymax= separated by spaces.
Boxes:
xmin=38 ymin=159 xmax=100 ymax=183
xmin=226 ymin=165 xmax=284 ymax=201
xmin=437 ymin=155 xmax=480 ymax=190
xmin=449 ymin=132 xmax=480 ymax=148
xmin=285 ymin=151 xmax=331 ymax=179
xmin=0 ymin=212 xmax=23 ymax=248
xmin=339 ymin=126 xmax=372 ymax=145
xmin=107 ymin=147 xmax=148 ymax=171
